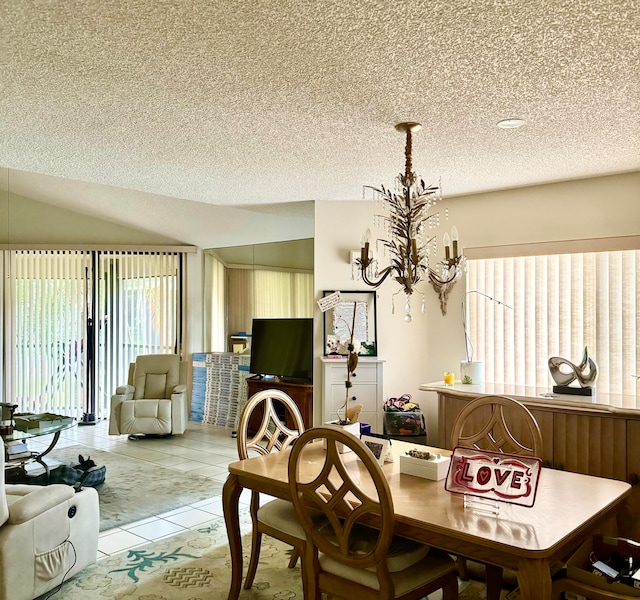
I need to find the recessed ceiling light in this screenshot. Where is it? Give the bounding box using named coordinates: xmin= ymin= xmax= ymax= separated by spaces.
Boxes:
xmin=497 ymin=118 xmax=526 ymax=129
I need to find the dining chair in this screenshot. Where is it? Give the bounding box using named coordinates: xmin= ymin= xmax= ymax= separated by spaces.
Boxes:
xmin=288 ymin=425 xmax=459 ymax=600
xmin=236 ymin=388 xmax=312 ymax=590
xmin=450 ymin=394 xmax=543 ymax=600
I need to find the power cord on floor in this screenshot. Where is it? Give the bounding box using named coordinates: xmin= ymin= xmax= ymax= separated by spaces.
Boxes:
xmin=43 ymin=539 xmax=77 ymax=600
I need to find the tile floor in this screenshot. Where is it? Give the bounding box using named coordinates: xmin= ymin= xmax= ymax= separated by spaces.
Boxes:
xmin=26 ymin=419 xmax=245 ymax=560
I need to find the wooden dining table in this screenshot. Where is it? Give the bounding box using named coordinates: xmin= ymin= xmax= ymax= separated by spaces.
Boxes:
xmin=223 ymin=438 xmax=631 ymax=600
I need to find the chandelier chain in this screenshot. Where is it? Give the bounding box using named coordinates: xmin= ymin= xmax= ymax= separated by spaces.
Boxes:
xmin=404 ymin=127 xmax=412 ymax=179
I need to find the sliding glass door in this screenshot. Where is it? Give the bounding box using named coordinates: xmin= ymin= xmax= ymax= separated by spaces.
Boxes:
xmin=4 ymin=249 xmax=182 ymax=419
xmin=95 ymin=251 xmax=181 ymax=417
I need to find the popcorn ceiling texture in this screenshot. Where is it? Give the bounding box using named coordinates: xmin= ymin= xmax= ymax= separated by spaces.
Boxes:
xmin=1 ymin=0 xmax=638 ymax=206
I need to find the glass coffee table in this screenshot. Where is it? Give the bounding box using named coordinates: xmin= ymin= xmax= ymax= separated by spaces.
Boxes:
xmin=2 ymin=412 xmax=76 ymax=477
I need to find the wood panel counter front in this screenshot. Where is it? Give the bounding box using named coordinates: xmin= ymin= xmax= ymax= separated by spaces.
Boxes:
xmin=420 ymin=382 xmax=640 ymax=538
xmin=223 ymin=438 xmax=630 ymax=600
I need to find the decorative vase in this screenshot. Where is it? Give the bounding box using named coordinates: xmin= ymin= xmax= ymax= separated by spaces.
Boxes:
xmin=460 ymin=361 xmax=484 ymax=384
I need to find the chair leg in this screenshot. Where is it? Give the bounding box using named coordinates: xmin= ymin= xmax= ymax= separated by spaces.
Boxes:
xmin=455 ymin=555 xmax=470 ymax=580
xmin=288 ymin=546 xmax=300 ymax=568
xmin=443 ymin=572 xmax=460 ymax=600
xmin=243 ymin=530 xmax=262 ymax=589
xmin=485 ymin=565 xmax=503 ymax=600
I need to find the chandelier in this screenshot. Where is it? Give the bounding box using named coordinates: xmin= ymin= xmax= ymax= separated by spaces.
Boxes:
xmin=354 ymin=122 xmax=466 ymax=321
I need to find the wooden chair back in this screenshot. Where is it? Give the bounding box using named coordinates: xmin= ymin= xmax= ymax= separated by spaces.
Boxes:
xmin=289 ymin=425 xmax=398 ymax=595
xmin=450 ymin=394 xmax=543 ymax=457
xmin=236 ymin=389 xmax=307 ymax=589
xmin=237 ymin=389 xmax=305 ymax=459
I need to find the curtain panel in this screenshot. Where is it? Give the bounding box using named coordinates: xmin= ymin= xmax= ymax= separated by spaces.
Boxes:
xmin=226 ymin=268 xmax=313 ymax=340
xmin=204 ymin=253 xmax=227 ymax=352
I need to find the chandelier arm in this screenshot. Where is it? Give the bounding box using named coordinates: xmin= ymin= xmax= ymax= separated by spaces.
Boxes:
xmin=356 ymin=261 xmax=394 ymax=289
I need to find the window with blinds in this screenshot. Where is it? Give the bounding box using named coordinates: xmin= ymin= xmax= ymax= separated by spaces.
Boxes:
xmin=253 ymin=270 xmax=313 ymax=318
xmin=467 ymin=248 xmax=640 ymax=400
xmin=5 ymin=249 xmax=182 ymax=418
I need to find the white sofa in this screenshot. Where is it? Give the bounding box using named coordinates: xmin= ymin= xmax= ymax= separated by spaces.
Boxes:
xmin=0 ymin=451 xmax=99 ymax=600
xmin=109 ymin=354 xmax=189 ymax=437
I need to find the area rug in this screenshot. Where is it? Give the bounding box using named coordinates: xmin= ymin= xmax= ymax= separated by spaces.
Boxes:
xmin=37 ymin=515 xmax=518 ymax=600
xmin=44 ymin=445 xmax=223 ymax=531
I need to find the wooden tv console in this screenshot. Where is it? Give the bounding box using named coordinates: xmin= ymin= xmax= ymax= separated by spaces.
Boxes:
xmin=246 ymin=376 xmax=313 ymax=431
xmin=420 ymin=382 xmax=640 ymax=539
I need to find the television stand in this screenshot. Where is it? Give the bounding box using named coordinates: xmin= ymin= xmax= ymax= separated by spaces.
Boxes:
xmin=246 ymin=376 xmax=313 ymax=432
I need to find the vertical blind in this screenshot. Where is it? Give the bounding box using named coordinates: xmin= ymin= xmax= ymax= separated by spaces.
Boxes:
xmin=254 ymin=270 xmax=313 ymax=318
xmin=6 ymin=249 xmax=182 ymax=418
xmin=467 ymin=249 xmax=640 ymax=401
xmin=10 ymin=250 xmax=90 ymax=415
xmin=226 ymin=269 xmax=256 ymax=339
xmin=96 ymin=251 xmax=181 ymax=416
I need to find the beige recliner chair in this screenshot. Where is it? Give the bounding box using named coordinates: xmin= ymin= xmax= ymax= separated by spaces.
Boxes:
xmin=109 ymin=354 xmax=189 ymax=438
xmin=0 ymin=452 xmax=99 ymax=600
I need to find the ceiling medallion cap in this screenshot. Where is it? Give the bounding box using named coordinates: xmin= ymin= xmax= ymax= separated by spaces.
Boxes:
xmin=395 ymin=122 xmax=422 ymax=133
xmin=497 ymin=118 xmax=526 ymax=129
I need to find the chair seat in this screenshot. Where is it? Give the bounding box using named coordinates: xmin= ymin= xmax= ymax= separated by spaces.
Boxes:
xmin=317 ymin=521 xmax=431 ymax=573
xmin=320 ymin=543 xmax=453 ymax=594
xmin=257 ymin=498 xmax=325 ymax=538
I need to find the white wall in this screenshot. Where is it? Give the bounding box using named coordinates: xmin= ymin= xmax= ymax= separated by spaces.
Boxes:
xmin=448 ymin=171 xmax=639 ymax=249
xmin=315 ymin=171 xmax=640 ymax=444
xmin=1 ymin=192 xmax=181 ymax=245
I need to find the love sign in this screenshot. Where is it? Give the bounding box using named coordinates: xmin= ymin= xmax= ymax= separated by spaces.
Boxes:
xmin=444 ymin=446 xmax=542 ymax=507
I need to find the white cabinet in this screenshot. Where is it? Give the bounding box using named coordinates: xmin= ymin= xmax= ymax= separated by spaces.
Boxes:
xmin=321 ymin=357 xmax=384 ymax=433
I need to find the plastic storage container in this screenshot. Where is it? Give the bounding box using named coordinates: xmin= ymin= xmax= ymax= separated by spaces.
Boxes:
xmin=383 ymin=411 xmax=426 ymax=436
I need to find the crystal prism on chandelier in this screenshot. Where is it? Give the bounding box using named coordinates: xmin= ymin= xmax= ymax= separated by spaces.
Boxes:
xmin=354 ymin=122 xmax=466 ymax=319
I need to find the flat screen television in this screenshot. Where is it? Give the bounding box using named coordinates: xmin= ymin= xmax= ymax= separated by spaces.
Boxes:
xmin=249 ymin=318 xmax=313 ymax=383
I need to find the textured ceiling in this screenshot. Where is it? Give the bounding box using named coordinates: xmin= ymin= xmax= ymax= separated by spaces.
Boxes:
xmin=1 ymin=0 xmax=639 ymax=245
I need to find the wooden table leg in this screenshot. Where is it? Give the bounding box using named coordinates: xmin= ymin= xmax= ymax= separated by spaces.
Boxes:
xmin=517 ymin=557 xmax=551 ymax=600
xmin=223 ymin=473 xmax=243 ymax=600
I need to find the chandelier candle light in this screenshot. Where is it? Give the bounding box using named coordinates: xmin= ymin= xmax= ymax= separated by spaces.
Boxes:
xmin=355 ymin=122 xmax=466 ymax=320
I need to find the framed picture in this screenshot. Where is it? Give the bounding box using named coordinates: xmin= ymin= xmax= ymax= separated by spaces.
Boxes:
xmin=361 ymin=434 xmax=389 ymax=466
xmin=323 ymin=290 xmax=377 ymax=356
